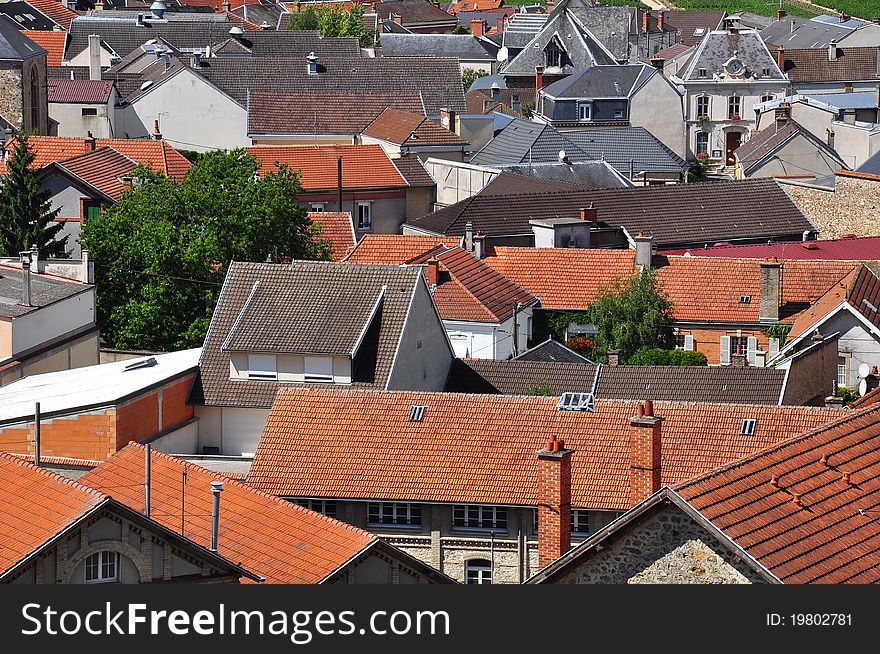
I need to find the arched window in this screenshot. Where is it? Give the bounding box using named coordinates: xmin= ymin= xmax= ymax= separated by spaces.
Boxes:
xmin=84 ymin=551 xmax=120 ymax=583
xmin=465 ymin=559 xmax=492 ymax=584
xmin=29 ymin=67 xmax=40 ymax=133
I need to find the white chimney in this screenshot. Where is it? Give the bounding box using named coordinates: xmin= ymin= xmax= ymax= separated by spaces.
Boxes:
xmin=88 ymin=34 xmax=101 ymax=81
xmin=307 ymin=51 xmax=318 ymax=75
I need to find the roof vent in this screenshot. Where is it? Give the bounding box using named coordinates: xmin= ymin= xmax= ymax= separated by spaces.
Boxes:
xmin=150 ymin=0 xmax=166 ymax=19
xmin=229 ymin=25 xmax=245 ymax=38
xmin=124 ymin=357 xmax=158 ymax=371
xmin=740 ymin=418 xmax=756 ymax=435
xmin=557 ymin=392 xmax=595 ymax=412
xmin=409 ymin=405 xmax=426 ymax=421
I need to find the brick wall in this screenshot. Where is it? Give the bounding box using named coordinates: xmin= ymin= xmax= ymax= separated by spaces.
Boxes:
xmin=160 ymin=375 xmax=195 ymax=430
xmin=675 ymin=326 xmax=770 ymax=365
xmin=0 ymin=410 xmax=116 ymax=460
xmin=115 ymin=373 xmax=196 ymax=450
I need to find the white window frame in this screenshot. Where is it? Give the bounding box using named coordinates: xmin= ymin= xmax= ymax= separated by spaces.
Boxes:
xmin=571 ymin=509 xmax=590 ymax=536
xmin=367 ymin=502 xmax=422 ymax=528
xmin=309 ymin=202 xmax=326 ymax=212
xmin=728 ymin=95 xmax=741 ymax=119
xmin=729 ymin=335 xmax=749 ymax=359
xmin=761 ymin=93 xmax=775 ymax=103
xmin=85 ymin=551 xmax=120 ymax=584
xmin=247 ymin=354 xmax=277 ymax=380
xmin=356 ymin=202 xmax=372 ymax=230
xmin=696 ymin=131 xmax=710 ymax=155
xmin=465 ymin=559 xmax=493 ymax=584
xmin=452 ymin=505 xmax=508 ymax=532
xmin=303 ymin=355 xmax=334 ymax=382
xmin=696 ymin=95 xmax=709 ymax=117
xmin=578 ymin=102 xmax=592 ymax=122
xmin=838 ymin=353 xmax=850 ymax=387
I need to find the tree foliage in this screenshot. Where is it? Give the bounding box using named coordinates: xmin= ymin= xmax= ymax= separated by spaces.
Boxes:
xmin=549 ymin=269 xmax=674 ymax=363
xmin=0 ymin=133 xmax=68 ymax=258
xmin=288 ymin=4 xmax=376 ymax=47
xmin=452 ymin=24 xmax=470 ymax=34
xmin=462 ymin=68 xmax=488 ymax=92
xmin=80 ymin=149 xmax=331 ymax=351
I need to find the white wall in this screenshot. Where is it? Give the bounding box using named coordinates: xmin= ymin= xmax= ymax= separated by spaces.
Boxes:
xmin=49 ymin=92 xmax=117 ymax=138
xmin=424 ymin=158 xmax=498 ymax=207
xmin=194 ymin=405 xmax=270 ymax=456
xmin=630 ymin=73 xmax=687 ymax=160
xmin=11 ymin=288 xmax=95 ymax=357
xmin=148 ymin=420 xmax=199 ymax=454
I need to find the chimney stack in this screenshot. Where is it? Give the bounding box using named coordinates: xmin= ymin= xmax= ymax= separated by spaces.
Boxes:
xmin=84 ymin=131 xmax=96 ymax=152
xmin=210 ymin=481 xmax=223 ymax=552
xmin=473 ymin=232 xmax=485 ymax=260
xmin=95 ymin=0 xmax=104 ymax=10
xmin=392 ymin=13 xmax=402 ymax=25
xmin=470 ymin=18 xmax=486 ymax=38
xmin=440 ymin=108 xmax=456 ymax=133
xmin=535 ymin=65 xmax=544 ymax=98
xmin=828 ymin=39 xmax=838 ymax=61
xmin=88 ymin=34 xmax=101 ymax=81
xmin=633 ymin=231 xmax=653 ymax=268
xmin=759 ymin=257 xmax=780 ymax=322
xmin=307 ymin=51 xmax=318 ymax=75
xmin=150 ymin=0 xmax=166 ymax=20
xmin=536 ymin=435 xmax=573 ymax=570
xmin=642 ymin=9 xmax=650 ymax=33
xmin=607 ymin=349 xmax=621 ymax=366
xmin=465 ymin=221 xmax=474 ymax=252
xmin=425 ymin=257 xmax=439 ymax=287
xmin=490 ymin=82 xmax=500 ymax=101
xmin=152 ymin=119 xmax=162 ymax=141
xmin=658 ymin=10 xmax=665 ymax=29
xmin=580 ymin=203 xmax=597 ymax=224
xmin=775 ymin=101 xmax=791 ymax=129
xmin=191 ymin=50 xmax=202 ymax=70
xmin=629 ymin=401 xmax=662 ymax=506
xmin=776 ymin=45 xmax=785 ymax=73
xmin=20 ymin=249 xmax=33 ymax=306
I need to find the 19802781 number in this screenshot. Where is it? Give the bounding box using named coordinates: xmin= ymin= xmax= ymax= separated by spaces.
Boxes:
xmin=766 ymin=613 xmax=852 ymax=626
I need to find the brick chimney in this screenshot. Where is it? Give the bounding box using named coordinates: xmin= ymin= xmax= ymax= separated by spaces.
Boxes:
xmin=607 ymin=349 xmax=621 ymax=366
xmin=535 ymin=65 xmax=544 ymax=98
xmin=84 ymin=131 xmax=96 ymax=153
xmin=759 ymin=257 xmax=780 ymax=322
xmin=776 ymin=44 xmax=785 ymax=72
xmin=775 ymin=101 xmax=791 ymax=129
xmin=580 ymin=203 xmax=597 ymax=223
xmin=470 ymin=18 xmax=486 ymax=37
xmin=153 ymin=119 xmax=162 ymax=141
xmin=629 ymin=401 xmax=662 ymax=506
xmin=633 ymin=231 xmax=653 ymax=268
xmin=425 ymin=258 xmax=439 ymax=287
xmin=642 ymin=9 xmax=650 ymax=33
xmin=536 ymin=435 xmax=573 ymax=570
xmin=658 ymin=10 xmax=665 ymax=29
xmin=391 ymin=13 xmax=402 ymax=25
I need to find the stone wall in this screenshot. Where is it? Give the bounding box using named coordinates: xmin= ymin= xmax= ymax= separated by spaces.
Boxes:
xmin=0 ymin=66 xmax=24 ymax=130
xmin=554 ymin=504 xmax=767 ymax=584
xmin=782 ymin=176 xmax=880 ymax=239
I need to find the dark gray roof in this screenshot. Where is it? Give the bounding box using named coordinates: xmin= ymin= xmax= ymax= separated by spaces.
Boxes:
xmin=541 ymin=63 xmax=654 ymax=99
xmin=513 ymin=338 xmax=593 ymax=363
xmin=375 ymin=0 xmax=457 ymax=27
xmin=196 ymin=55 xmax=466 ymax=114
xmin=736 ymin=13 xmax=775 ymax=31
xmin=856 ymin=149 xmax=880 ymax=175
xmin=501 ymin=11 xmax=548 ymax=49
xmin=567 ymin=5 xmax=631 ymax=63
xmin=736 ymin=119 xmax=845 ymax=176
xmin=680 ymin=28 xmax=785 ymax=81
xmin=0 ymin=267 xmax=93 ymax=318
xmin=498 ymin=160 xmax=629 ymax=189
xmin=393 ymin=153 xmax=435 ymax=187
xmin=0 ymin=14 xmax=46 ymax=61
xmin=760 ymin=15 xmax=857 ymax=49
xmin=446 ymin=359 xmax=787 ymax=404
xmin=380 ymin=33 xmax=496 ymax=60
xmin=189 ymin=261 xmax=423 ymax=407
xmin=231 ymin=4 xmax=284 ymax=30
xmin=382 ymin=18 xmax=413 ymax=34
xmin=0 ymin=2 xmax=56 ymax=30
xmin=470 ymin=118 xmax=587 ymax=166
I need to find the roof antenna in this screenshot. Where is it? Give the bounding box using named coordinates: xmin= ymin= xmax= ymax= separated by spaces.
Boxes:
xmin=145 ymin=444 xmax=151 ymax=518
xmin=181 ymin=467 xmax=187 ymax=535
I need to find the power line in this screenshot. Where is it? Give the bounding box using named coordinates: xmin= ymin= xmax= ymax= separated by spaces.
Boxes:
xmin=97 ymin=262 xmax=224 ymax=287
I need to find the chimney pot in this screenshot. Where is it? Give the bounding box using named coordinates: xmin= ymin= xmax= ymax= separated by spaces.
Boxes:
xmin=425 ymin=257 xmax=439 ymax=288
xmin=841 ymin=471 xmax=851 ymax=484
xmin=791 ymin=492 xmax=802 ymax=507
xmin=535 ymin=65 xmax=544 ymax=97
xmin=820 ymin=452 xmax=829 ymax=466
xmin=776 ymin=44 xmax=785 ymax=72
xmin=153 ymin=119 xmax=162 ymax=141
xmin=636 ymin=402 xmax=644 ymax=417
xmin=465 ymin=221 xmax=474 ymax=252
xmin=536 ymin=438 xmax=573 ymax=569
xmin=628 ymin=408 xmax=663 ymax=506
xmin=828 ymin=39 xmax=838 ymax=61
xmin=644 ymin=399 xmax=653 ymax=416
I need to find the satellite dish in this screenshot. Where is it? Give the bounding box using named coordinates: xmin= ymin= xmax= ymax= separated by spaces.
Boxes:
xmin=859 ymin=379 xmax=867 ymax=395
xmin=859 ymin=363 xmax=870 ymax=378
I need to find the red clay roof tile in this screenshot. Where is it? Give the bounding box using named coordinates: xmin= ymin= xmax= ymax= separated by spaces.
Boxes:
xmin=309 ymin=211 xmax=356 ymax=261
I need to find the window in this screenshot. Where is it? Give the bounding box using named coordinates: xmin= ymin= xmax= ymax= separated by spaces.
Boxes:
xmin=81 ymin=107 xmax=98 ymax=117
xmin=545 ymin=45 xmax=562 ymax=68
xmin=693 ymin=28 xmax=706 ymax=37
xmin=303 ymin=356 xmax=333 ymax=382
xmin=409 ymin=405 xmax=426 ymax=421
xmin=696 ymin=131 xmax=709 ymax=155
xmin=85 ymin=551 xmax=119 ymax=583
xmin=838 ymin=355 xmax=849 ymax=387
xmin=730 ymin=336 xmax=748 ymax=358
xmin=761 ymin=69 xmax=770 ymax=78
xmin=760 ymin=93 xmax=775 ymax=103
xmin=247 ymin=354 xmax=277 ymax=380
xmin=698 ymin=68 xmax=707 ymax=78
xmin=357 ymin=202 xmax=371 ymax=230
xmin=728 ymin=95 xmax=741 ymax=119
xmin=557 ymin=392 xmax=595 ymax=412
xmin=571 ymin=509 xmax=590 ymax=536
xmin=739 ymin=295 xmax=752 ymax=304
xmin=29 ymin=67 xmax=39 ymax=132
xmin=696 ymin=95 xmax=709 ymax=117
xmin=740 ymin=418 xmax=756 ymax=436
xmin=465 ymin=559 xmax=492 ymax=584
xmin=674 ymin=334 xmax=686 ymax=350
xmin=292 ymin=498 xmax=337 ymax=518
xmin=83 ymin=200 xmax=102 ymax=221
xmin=613 ymin=107 xmax=624 ymax=119
xmin=453 ymin=505 xmax=508 ymax=531
xmin=309 ymin=202 xmax=325 ymax=212
xmin=578 ymin=103 xmax=591 ymax=122
xmin=368 ymin=502 xmax=421 ymax=527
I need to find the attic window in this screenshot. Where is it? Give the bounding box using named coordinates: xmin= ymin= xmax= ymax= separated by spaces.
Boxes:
xmin=693 ymin=28 xmax=706 ymax=36
xmin=410 ymin=405 xmax=426 ymax=421
xmin=740 ymin=418 xmax=757 ymax=435
xmin=557 ymin=392 xmax=595 ymax=412
xmin=698 ymin=68 xmax=707 ymax=78
xmin=124 ymin=357 xmax=157 ymax=371
xmin=248 ymin=354 xmax=277 ymax=380
xmin=739 ymin=295 xmax=752 ymax=304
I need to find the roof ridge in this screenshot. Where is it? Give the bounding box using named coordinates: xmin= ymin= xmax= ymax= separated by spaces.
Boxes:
xmin=0 ymin=449 xmax=108 ymax=501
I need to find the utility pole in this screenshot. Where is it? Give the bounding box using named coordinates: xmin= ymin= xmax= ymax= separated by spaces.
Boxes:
xmin=511 ymin=301 xmax=523 ymax=357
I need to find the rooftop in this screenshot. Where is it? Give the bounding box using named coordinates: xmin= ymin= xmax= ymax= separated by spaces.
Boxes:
xmin=0 ymin=14 xmax=46 ymax=61
xmin=21 ymin=28 xmax=66 ymax=66
xmin=514 ymin=338 xmax=592 ymax=363
xmin=362 ymin=108 xmax=468 ymax=147
xmin=47 ymin=79 xmax=115 ymax=104
xmin=663 ymin=10 xmax=726 ymax=47
xmin=0 ymin=265 xmax=93 ymax=319
xmin=778 ymin=46 xmax=880 ymax=83
xmin=310 ymin=212 xmax=356 ymax=261
xmin=672 ymin=236 xmax=880 ymax=260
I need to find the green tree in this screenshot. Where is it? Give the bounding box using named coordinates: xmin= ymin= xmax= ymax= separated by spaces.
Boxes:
xmin=628 ymin=348 xmax=707 ymax=366
xmin=287 ymin=5 xmax=319 ymax=31
xmin=0 ymin=133 xmax=68 ymax=258
xmin=452 ymin=24 xmax=470 ymax=34
xmin=289 ymin=4 xmax=375 ymax=47
xmin=462 ymin=68 xmax=488 ymax=92
xmin=80 ymin=149 xmax=331 ymax=351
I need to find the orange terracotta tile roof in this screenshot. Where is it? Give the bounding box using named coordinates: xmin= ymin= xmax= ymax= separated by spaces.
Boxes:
xmin=362 ymin=108 xmax=467 ymax=147
xmin=245 ymin=144 xmax=407 ymax=191
xmin=80 ymin=444 xmax=378 ymax=584
xmin=850 ymin=384 xmax=880 ymax=408
xmin=344 ymin=234 xmax=450 ymax=264
xmin=309 ymin=211 xmax=356 ymax=261
xmin=676 ymin=404 xmax=880 ymax=583
xmin=55 ymin=146 xmax=138 ymax=202
xmin=0 ymin=136 xmax=191 ymax=182
xmin=787 ymin=266 xmax=861 ymax=341
xmin=23 ymin=29 xmax=66 ymax=66
xmin=25 ymin=0 xmax=77 ymax=30
xmin=247 ymin=388 xmax=842 ymax=511
xmin=0 ymin=450 xmax=106 ymax=577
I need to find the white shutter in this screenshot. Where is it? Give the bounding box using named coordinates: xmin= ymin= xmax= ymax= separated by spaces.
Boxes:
xmin=684 ymin=335 xmax=695 ymax=351
xmin=747 ymin=336 xmax=758 ymax=366
xmin=719 ymin=336 xmax=730 ymax=365
xmin=769 ymin=337 xmax=780 ymax=358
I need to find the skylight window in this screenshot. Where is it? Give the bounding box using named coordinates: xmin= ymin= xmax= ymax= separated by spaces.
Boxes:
xmin=740 ymin=295 xmax=752 ymax=304
xmin=410 ymin=405 xmax=426 ymax=421
xmin=863 ymin=299 xmax=878 ymax=313
xmin=558 ymin=392 xmax=595 ymax=412
xmin=124 ymin=357 xmax=157 ymax=371
xmin=694 ymin=28 xmax=706 ymax=36
xmin=740 ymin=418 xmax=757 ymax=435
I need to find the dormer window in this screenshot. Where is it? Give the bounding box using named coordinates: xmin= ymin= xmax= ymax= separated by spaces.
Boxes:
xmin=544 ymin=39 xmax=565 ymax=68
xmin=247 ymin=354 xmax=277 ymax=380
xmin=304 ymin=356 xmax=334 ymax=382
xmin=578 ymin=102 xmax=592 ymax=122
xmin=698 ymin=68 xmax=707 ymax=78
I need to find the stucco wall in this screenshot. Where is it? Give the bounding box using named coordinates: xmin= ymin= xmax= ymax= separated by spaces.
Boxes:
xmin=11 ymin=288 xmax=96 ymax=356
xmin=781 ymin=175 xmax=880 ymax=239
xmin=629 ymin=73 xmax=686 ymax=160
xmin=745 ymin=135 xmax=844 ymax=179
xmin=425 ymin=158 xmax=496 ymax=207
xmin=194 ymin=405 xmax=271 ymax=456
xmin=0 ymin=330 xmax=99 ymax=386
xmin=49 ymin=95 xmax=116 ymax=138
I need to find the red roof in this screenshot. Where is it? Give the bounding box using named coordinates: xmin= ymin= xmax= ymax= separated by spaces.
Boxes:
xmin=56 ymin=146 xmax=138 ymax=202
xmin=0 ymin=450 xmax=105 ymax=576
xmin=309 ymin=211 xmax=356 ymax=261
xmin=672 ymin=236 xmax=880 ymax=260
xmin=247 ymin=388 xmax=842 ymax=511
xmin=246 ymin=145 xmax=407 ymax=191
xmin=48 ymin=79 xmax=114 ymax=104
xmin=345 ymin=234 xmax=450 ymax=264
xmin=362 ymin=107 xmax=467 ymax=147
xmin=24 ymin=0 xmax=77 ymax=30
xmin=22 ymin=29 xmax=67 ymax=66
xmin=80 ymin=444 xmax=378 ymax=584
xmin=676 ymin=404 xmax=880 ymax=583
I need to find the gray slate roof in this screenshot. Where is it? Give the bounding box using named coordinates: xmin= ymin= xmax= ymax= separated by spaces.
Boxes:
xmin=760 ymin=16 xmax=856 ymax=49
xmin=541 ymin=63 xmax=654 ymax=99
xmin=513 ymin=338 xmax=593 ymax=363
xmin=856 ymin=149 xmax=880 ymax=175
xmin=189 ymin=261 xmax=423 ymax=407
xmin=501 ymin=11 xmax=549 ymax=49
xmin=196 ymin=55 xmax=466 ymax=114
xmin=498 ymin=160 xmax=629 ymax=189
xmin=0 ymin=2 xmax=56 ymax=30
xmin=0 ymin=14 xmax=46 ymax=61
xmin=0 ymin=267 xmax=93 ymax=319
xmin=680 ymin=28 xmax=785 ymax=81
xmin=380 ymin=33 xmax=496 ymax=61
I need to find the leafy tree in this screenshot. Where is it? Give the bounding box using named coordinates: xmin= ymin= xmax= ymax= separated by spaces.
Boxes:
xmin=462 ymin=68 xmax=488 ymax=92
xmin=0 ymin=133 xmax=68 ymax=258
xmin=521 ymin=101 xmax=535 ymax=118
xmin=524 ymin=383 xmax=553 ymax=396
xmin=289 ymin=4 xmax=376 ymax=47
xmin=287 ymin=5 xmax=319 ymax=31
xmin=452 ymin=24 xmax=470 ymax=34
xmin=80 ymin=149 xmax=331 ymax=351
xmin=628 ymin=348 xmax=707 ymax=366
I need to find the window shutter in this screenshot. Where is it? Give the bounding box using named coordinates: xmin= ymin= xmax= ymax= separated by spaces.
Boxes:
xmin=684 ymin=335 xmax=694 ymax=351
xmin=747 ymin=336 xmax=758 ymax=365
xmin=719 ymin=336 xmax=730 ymax=365
xmin=769 ymin=337 xmax=779 ymax=358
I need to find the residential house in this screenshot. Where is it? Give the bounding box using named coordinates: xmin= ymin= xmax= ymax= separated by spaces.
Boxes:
xmin=48 ymin=79 xmax=118 ymax=138
xmin=0 ymin=0 xmax=77 ymax=31
xmin=187 ymin=261 xmax=454 ymax=455
xmin=0 ymin=450 xmax=255 ymax=584
xmin=345 ymin=236 xmax=539 ymax=359
xmin=774 ymin=45 xmax=880 ymax=94
xmin=663 ymin=10 xmax=725 ymax=47
xmin=245 ymin=387 xmax=841 ymax=583
xmin=761 ymin=14 xmax=880 ymax=51
xmin=674 ymin=16 xmax=789 ymax=165
xmin=528 ymin=403 xmax=880 ymax=584
xmin=361 ymin=108 xmax=469 ymax=162
xmin=465 ymin=82 xmax=535 ymax=119
xmin=0 ymin=15 xmax=48 ymax=134
xmin=246 ymin=144 xmax=413 ymax=234
xmin=0 ymin=349 xmax=199 ymax=461
xmin=773 ymin=263 xmax=880 ymax=391
xmin=468 ymin=117 xmax=688 ymax=184
xmin=380 ymin=33 xmax=498 ymax=75
xmin=734 ymin=106 xmax=847 ymax=180
xmin=532 ymin=63 xmax=686 ymax=159
xmin=377 ymin=0 xmax=458 ymax=34
xmin=0 ymin=254 xmax=98 ymax=385
xmin=79 ymin=444 xmax=454 ymax=583
xmin=405 ymin=178 xmax=818 ymax=250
